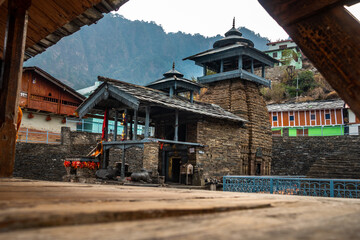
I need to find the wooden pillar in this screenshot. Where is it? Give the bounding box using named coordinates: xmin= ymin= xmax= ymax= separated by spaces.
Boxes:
xmin=262 ymin=64 xmax=265 ymax=78
xmin=190 ymin=91 xmax=194 ymax=103
xmin=251 ymin=59 xmax=254 ymax=73
xmin=0 ymin=0 xmax=31 ymax=177
xmin=169 ymin=87 xmax=174 ymax=98
xmin=104 ymin=109 xmax=109 ymax=168
xmin=238 ymin=55 xmax=243 ymax=69
xmin=124 ymin=109 xmax=128 ymax=140
xmin=174 ymin=109 xmax=179 ymax=141
xmin=129 ymin=114 xmax=133 ymax=140
xmin=133 ymin=109 xmax=138 ymax=140
xmin=144 ymin=106 xmax=150 ymax=138
xmin=220 ymin=60 xmax=224 ymax=73
xmin=203 ymin=65 xmax=207 ymax=76
xmin=114 ymin=110 xmax=118 ymax=141
xmin=121 ymin=145 xmax=125 ymax=179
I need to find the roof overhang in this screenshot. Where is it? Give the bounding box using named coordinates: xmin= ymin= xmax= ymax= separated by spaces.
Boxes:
xmin=76 ymin=82 xmax=139 ymax=118
xmin=0 ymin=0 xmax=128 ymax=60
xmin=198 ymin=69 xmax=271 ymax=87
xmin=184 ymin=45 xmax=279 ymax=67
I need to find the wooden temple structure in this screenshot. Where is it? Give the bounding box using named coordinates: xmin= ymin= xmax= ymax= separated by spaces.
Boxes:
xmin=0 ymin=0 xmax=128 ymax=177
xmin=76 ymin=64 xmax=247 ymax=183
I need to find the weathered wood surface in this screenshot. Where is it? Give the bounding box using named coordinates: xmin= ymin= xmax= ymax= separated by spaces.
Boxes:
xmin=0 ymin=0 xmax=129 ymax=60
xmin=1 ymin=179 xmax=360 ymax=239
xmin=0 ymin=0 xmax=30 ymax=177
xmin=259 ymin=0 xmax=360 ymax=120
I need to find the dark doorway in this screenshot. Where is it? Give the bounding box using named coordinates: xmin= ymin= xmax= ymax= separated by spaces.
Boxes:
xmin=255 ymin=163 xmax=261 ymax=175
xmin=166 ymin=156 xmax=181 ymax=183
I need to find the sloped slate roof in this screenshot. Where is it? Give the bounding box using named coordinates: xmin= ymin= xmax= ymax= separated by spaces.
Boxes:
xmin=267 ymin=100 xmax=345 ymax=112
xmin=92 ymin=77 xmax=247 ymax=123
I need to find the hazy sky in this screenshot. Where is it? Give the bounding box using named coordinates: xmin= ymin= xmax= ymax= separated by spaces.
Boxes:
xmin=117 ymin=0 xmax=360 ymax=41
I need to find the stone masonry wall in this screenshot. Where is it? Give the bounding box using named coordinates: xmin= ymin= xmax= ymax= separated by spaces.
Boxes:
xmin=272 ymin=132 xmax=360 ymax=179
xmin=143 ymin=142 xmax=159 ymax=177
xmin=199 ymin=78 xmax=272 ymax=175
xmin=14 ymin=128 xmax=124 ymax=181
xmin=195 ymin=119 xmax=248 ymax=181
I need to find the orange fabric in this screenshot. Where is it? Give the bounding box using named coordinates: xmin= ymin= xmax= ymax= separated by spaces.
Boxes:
xmin=16 ymin=107 xmax=23 ymax=140
xmin=91 ymin=141 xmax=103 ymax=157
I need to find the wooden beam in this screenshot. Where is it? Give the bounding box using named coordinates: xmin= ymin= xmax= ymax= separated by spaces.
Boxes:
xmin=0 ymin=0 xmax=31 ymax=177
xmin=114 ymin=110 xmax=118 ymax=141
xmin=259 ymin=1 xmax=360 ymax=119
xmin=133 ymin=110 xmax=138 ymax=141
xmin=258 ymin=0 xmax=354 ymax=26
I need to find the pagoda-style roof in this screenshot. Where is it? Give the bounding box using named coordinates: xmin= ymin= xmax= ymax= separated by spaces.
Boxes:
xmin=213 ymin=18 xmax=254 ymax=48
xmin=146 ymin=63 xmax=203 ymax=94
xmin=184 ymin=19 xmax=278 ymax=87
xmin=77 ymin=76 xmax=246 ymax=123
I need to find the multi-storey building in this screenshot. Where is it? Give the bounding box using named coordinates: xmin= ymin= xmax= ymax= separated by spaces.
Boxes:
xmin=268 ymin=100 xmax=360 ymax=136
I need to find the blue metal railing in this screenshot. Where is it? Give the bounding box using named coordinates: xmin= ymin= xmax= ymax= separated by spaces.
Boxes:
xmin=223 ymin=176 xmax=360 ymax=199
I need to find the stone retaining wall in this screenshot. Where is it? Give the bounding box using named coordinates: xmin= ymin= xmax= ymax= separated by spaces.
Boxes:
xmin=272 ymin=129 xmax=360 ymax=179
xmin=14 ymin=128 xmax=122 ymax=181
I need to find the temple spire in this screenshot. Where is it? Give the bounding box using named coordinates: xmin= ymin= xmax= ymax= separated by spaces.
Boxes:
xmin=233 ymin=17 xmax=235 ymax=28
xmin=172 ymin=61 xmax=175 ymax=70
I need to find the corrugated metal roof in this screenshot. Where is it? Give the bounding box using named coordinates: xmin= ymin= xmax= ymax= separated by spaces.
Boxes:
xmin=267 ymin=100 xmax=345 ymax=112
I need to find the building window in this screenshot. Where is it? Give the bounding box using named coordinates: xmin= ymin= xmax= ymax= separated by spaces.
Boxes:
xmin=289 ymin=115 xmax=294 ymax=121
xmin=325 ymin=113 xmax=331 ymax=120
xmin=273 ymin=52 xmax=278 ymax=58
xmin=311 ymin=114 xmax=316 ymax=120
xmin=273 ymin=116 xmax=278 ymax=122
xmin=279 ymin=44 xmax=287 ymax=49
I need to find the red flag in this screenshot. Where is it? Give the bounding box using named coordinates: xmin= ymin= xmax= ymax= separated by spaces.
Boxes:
xmin=102 ymin=109 xmax=108 ymax=140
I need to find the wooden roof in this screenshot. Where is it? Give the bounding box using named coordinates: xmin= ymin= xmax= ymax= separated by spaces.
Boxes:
xmin=23 ymin=66 xmax=85 ymax=101
xmin=258 ymin=0 xmax=360 ymax=119
xmin=0 ymin=0 xmax=128 ymax=60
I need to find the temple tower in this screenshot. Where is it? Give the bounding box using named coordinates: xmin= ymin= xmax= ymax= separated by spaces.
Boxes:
xmin=185 ymin=19 xmax=277 ymax=175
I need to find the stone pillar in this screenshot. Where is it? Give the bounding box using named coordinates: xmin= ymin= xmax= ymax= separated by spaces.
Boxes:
xmin=283 ymin=128 xmax=289 ymax=137
xmin=61 ymin=127 xmax=71 ymax=146
xmin=143 ymin=142 xmax=159 ymax=177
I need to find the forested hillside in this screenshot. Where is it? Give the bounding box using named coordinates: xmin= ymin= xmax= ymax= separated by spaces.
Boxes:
xmin=24 ymin=14 xmax=269 ymax=89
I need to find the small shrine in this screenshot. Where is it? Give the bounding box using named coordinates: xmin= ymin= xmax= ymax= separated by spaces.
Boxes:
xmin=146 ymin=62 xmax=203 ymax=103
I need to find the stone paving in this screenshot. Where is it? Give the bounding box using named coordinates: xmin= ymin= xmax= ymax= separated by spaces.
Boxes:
xmin=1 ymin=178 xmax=360 ymax=239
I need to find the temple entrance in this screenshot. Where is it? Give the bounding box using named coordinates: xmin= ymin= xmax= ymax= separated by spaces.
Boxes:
xmin=166 ymin=156 xmax=181 ymax=183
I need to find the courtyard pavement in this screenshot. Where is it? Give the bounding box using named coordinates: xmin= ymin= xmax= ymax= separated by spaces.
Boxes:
xmin=0 ymin=178 xmax=360 ymax=239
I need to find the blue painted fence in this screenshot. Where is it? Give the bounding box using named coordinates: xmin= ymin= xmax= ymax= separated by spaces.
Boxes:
xmin=223 ymin=176 xmax=360 ymax=199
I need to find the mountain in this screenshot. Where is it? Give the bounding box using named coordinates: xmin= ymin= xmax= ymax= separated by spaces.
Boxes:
xmin=24 ymin=14 xmax=270 ymax=90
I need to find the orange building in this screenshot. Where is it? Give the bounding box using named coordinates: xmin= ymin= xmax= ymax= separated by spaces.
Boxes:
xmin=267 ymin=100 xmax=360 ymax=136
xmin=18 ymin=67 xmax=85 ymax=138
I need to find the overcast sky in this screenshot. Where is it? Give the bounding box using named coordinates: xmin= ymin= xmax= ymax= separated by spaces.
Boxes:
xmin=117 ymin=0 xmax=360 ymax=41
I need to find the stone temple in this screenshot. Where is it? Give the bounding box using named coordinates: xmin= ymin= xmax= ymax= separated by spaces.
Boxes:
xmin=71 ymin=21 xmax=277 ymax=185
xmin=184 ymin=19 xmax=277 ymax=176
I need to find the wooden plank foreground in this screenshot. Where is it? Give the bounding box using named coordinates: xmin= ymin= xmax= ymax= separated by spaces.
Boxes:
xmin=0 ymin=178 xmax=360 ymax=239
